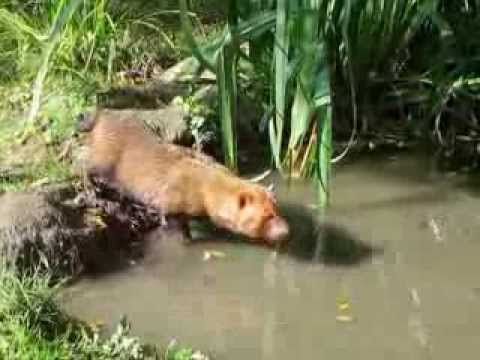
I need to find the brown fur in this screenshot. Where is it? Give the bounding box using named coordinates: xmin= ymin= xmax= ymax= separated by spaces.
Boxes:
xmin=79 ymin=110 xmax=289 ymax=246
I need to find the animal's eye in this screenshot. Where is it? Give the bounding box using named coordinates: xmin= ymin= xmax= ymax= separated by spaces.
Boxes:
xmin=264 ymin=214 xmax=274 ymax=222
xmin=238 ymin=193 xmax=253 ymax=209
xmin=239 ymin=196 xmax=246 ymax=209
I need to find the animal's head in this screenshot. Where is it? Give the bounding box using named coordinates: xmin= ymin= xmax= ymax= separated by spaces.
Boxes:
xmin=213 ymin=184 xmax=289 ymax=246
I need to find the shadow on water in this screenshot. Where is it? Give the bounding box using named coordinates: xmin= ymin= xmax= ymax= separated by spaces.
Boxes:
xmin=187 ymin=202 xmax=379 ymax=267
xmin=451 ymin=174 xmax=480 ymax=198
xmin=79 ymin=198 xmax=381 ymax=282
xmin=76 ymin=243 xmax=141 ymax=281
xmin=79 ymin=225 xmax=185 ymax=281
xmin=280 ymin=203 xmax=380 ymax=266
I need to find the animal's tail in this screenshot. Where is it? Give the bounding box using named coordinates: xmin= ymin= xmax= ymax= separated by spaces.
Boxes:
xmin=77 ymin=111 xmax=97 ymax=132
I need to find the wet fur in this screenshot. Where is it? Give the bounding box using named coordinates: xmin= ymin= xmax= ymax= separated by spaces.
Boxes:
xmin=78 ymin=110 xmax=289 ymax=245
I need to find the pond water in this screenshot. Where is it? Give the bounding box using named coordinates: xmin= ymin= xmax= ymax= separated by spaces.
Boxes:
xmin=62 ymin=151 xmax=480 ymax=360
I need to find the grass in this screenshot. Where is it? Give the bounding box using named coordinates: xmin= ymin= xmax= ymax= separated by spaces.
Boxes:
xmin=0 ymin=0 xmax=202 ymax=192
xmin=177 ymin=0 xmax=480 ymax=203
xmin=0 ymin=79 xmax=90 ymax=192
xmin=0 ymin=268 xmax=210 ymax=360
xmin=0 ymin=1 xmax=478 ymax=193
xmin=0 ymin=0 xmax=227 ymax=190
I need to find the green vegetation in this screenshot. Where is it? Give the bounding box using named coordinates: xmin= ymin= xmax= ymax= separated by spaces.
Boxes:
xmin=0 ymin=268 xmax=209 ymax=359
xmin=0 ymin=0 xmax=197 ymax=192
xmin=0 ymin=0 xmax=478 ymax=199
xmin=2 ymin=0 xmax=477 ymax=201
xmin=179 ymin=0 xmax=480 ymax=206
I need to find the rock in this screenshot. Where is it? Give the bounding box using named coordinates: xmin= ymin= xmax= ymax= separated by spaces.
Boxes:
xmin=95 ymin=56 xmax=217 ymax=110
xmin=192 ymin=84 xmax=218 ymax=105
xmin=158 ymin=57 xmax=202 ymax=83
xmin=97 ymin=86 xmax=166 ymax=109
xmin=96 ymin=81 xmax=190 ymax=109
xmin=138 ymin=106 xmax=191 ymax=144
xmin=104 ymin=106 xmax=190 ymax=144
xmin=192 ymin=84 xmax=262 ymax=131
xmin=198 ymin=68 xmax=217 ymax=82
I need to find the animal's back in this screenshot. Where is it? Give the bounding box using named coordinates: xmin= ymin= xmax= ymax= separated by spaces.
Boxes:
xmin=112 ymin=140 xmax=242 ymax=216
xmin=83 ymin=110 xmax=234 ymax=215
xmin=85 ymin=110 xmax=161 ymax=174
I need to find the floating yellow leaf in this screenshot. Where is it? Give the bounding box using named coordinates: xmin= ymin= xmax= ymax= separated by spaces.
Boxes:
xmin=202 ymin=250 xmax=226 ymax=261
xmin=336 ymin=294 xmax=354 ymax=323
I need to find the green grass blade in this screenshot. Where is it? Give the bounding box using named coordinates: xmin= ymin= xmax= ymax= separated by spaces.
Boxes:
xmin=316 ymin=105 xmax=332 ymax=208
xmin=270 ymin=0 xmax=290 ymax=169
xmin=0 ymin=9 xmax=46 ymax=42
xmin=288 ymin=3 xmax=320 ymax=160
xmin=25 ymin=0 xmax=83 ymax=131
xmin=217 ymin=44 xmax=238 ymax=170
xmin=179 ymin=0 xmax=219 ymax=72
xmin=237 ymin=10 xmax=276 ymax=40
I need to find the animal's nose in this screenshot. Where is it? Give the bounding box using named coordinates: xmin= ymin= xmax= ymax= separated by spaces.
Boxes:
xmin=264 ymin=216 xmax=290 ymax=244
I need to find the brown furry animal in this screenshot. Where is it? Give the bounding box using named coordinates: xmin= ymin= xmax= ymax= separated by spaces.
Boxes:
xmin=78 ymin=109 xmax=289 ymax=246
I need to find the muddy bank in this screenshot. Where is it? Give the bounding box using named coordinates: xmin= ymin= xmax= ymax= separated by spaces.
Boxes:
xmin=0 ymin=182 xmax=168 ymax=279
xmin=0 ymin=186 xmax=88 ymax=277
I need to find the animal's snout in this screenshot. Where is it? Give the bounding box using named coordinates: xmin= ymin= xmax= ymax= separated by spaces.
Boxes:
xmin=263 ymin=216 xmax=290 ymax=245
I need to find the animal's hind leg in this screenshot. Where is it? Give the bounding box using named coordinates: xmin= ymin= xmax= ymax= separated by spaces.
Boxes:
xmin=87 ymin=164 xmax=116 ymax=184
xmin=86 ymin=165 xmax=119 ymax=194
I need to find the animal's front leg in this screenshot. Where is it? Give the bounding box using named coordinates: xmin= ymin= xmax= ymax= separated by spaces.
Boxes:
xmin=167 ymin=215 xmax=192 ymax=244
xmin=160 ymin=214 xmax=168 ymax=227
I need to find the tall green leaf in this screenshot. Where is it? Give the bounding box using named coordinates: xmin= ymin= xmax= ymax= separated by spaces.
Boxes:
xmin=287 ymin=2 xmax=321 ymax=168
xmin=316 ymin=105 xmax=332 ymax=208
xmin=179 ymin=0 xmax=221 ymax=72
xmin=25 ymin=0 xmax=83 ymax=131
xmin=217 ymin=41 xmax=238 ymax=170
xmin=269 ymin=0 xmax=289 ymax=169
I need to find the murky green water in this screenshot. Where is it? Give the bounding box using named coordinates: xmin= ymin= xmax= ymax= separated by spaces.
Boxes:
xmin=63 ymin=151 xmax=480 ymax=359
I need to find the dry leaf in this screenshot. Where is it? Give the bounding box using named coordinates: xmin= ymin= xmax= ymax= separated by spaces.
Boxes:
xmin=202 ymin=250 xmax=226 ymax=261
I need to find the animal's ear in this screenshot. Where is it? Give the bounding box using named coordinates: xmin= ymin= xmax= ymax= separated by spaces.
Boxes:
xmin=238 ymin=191 xmax=254 ymax=209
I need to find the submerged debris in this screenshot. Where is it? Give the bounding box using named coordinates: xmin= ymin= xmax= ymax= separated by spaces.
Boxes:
xmin=409 ymin=288 xmax=422 ymax=308
xmin=428 ymin=217 xmax=445 ymax=243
